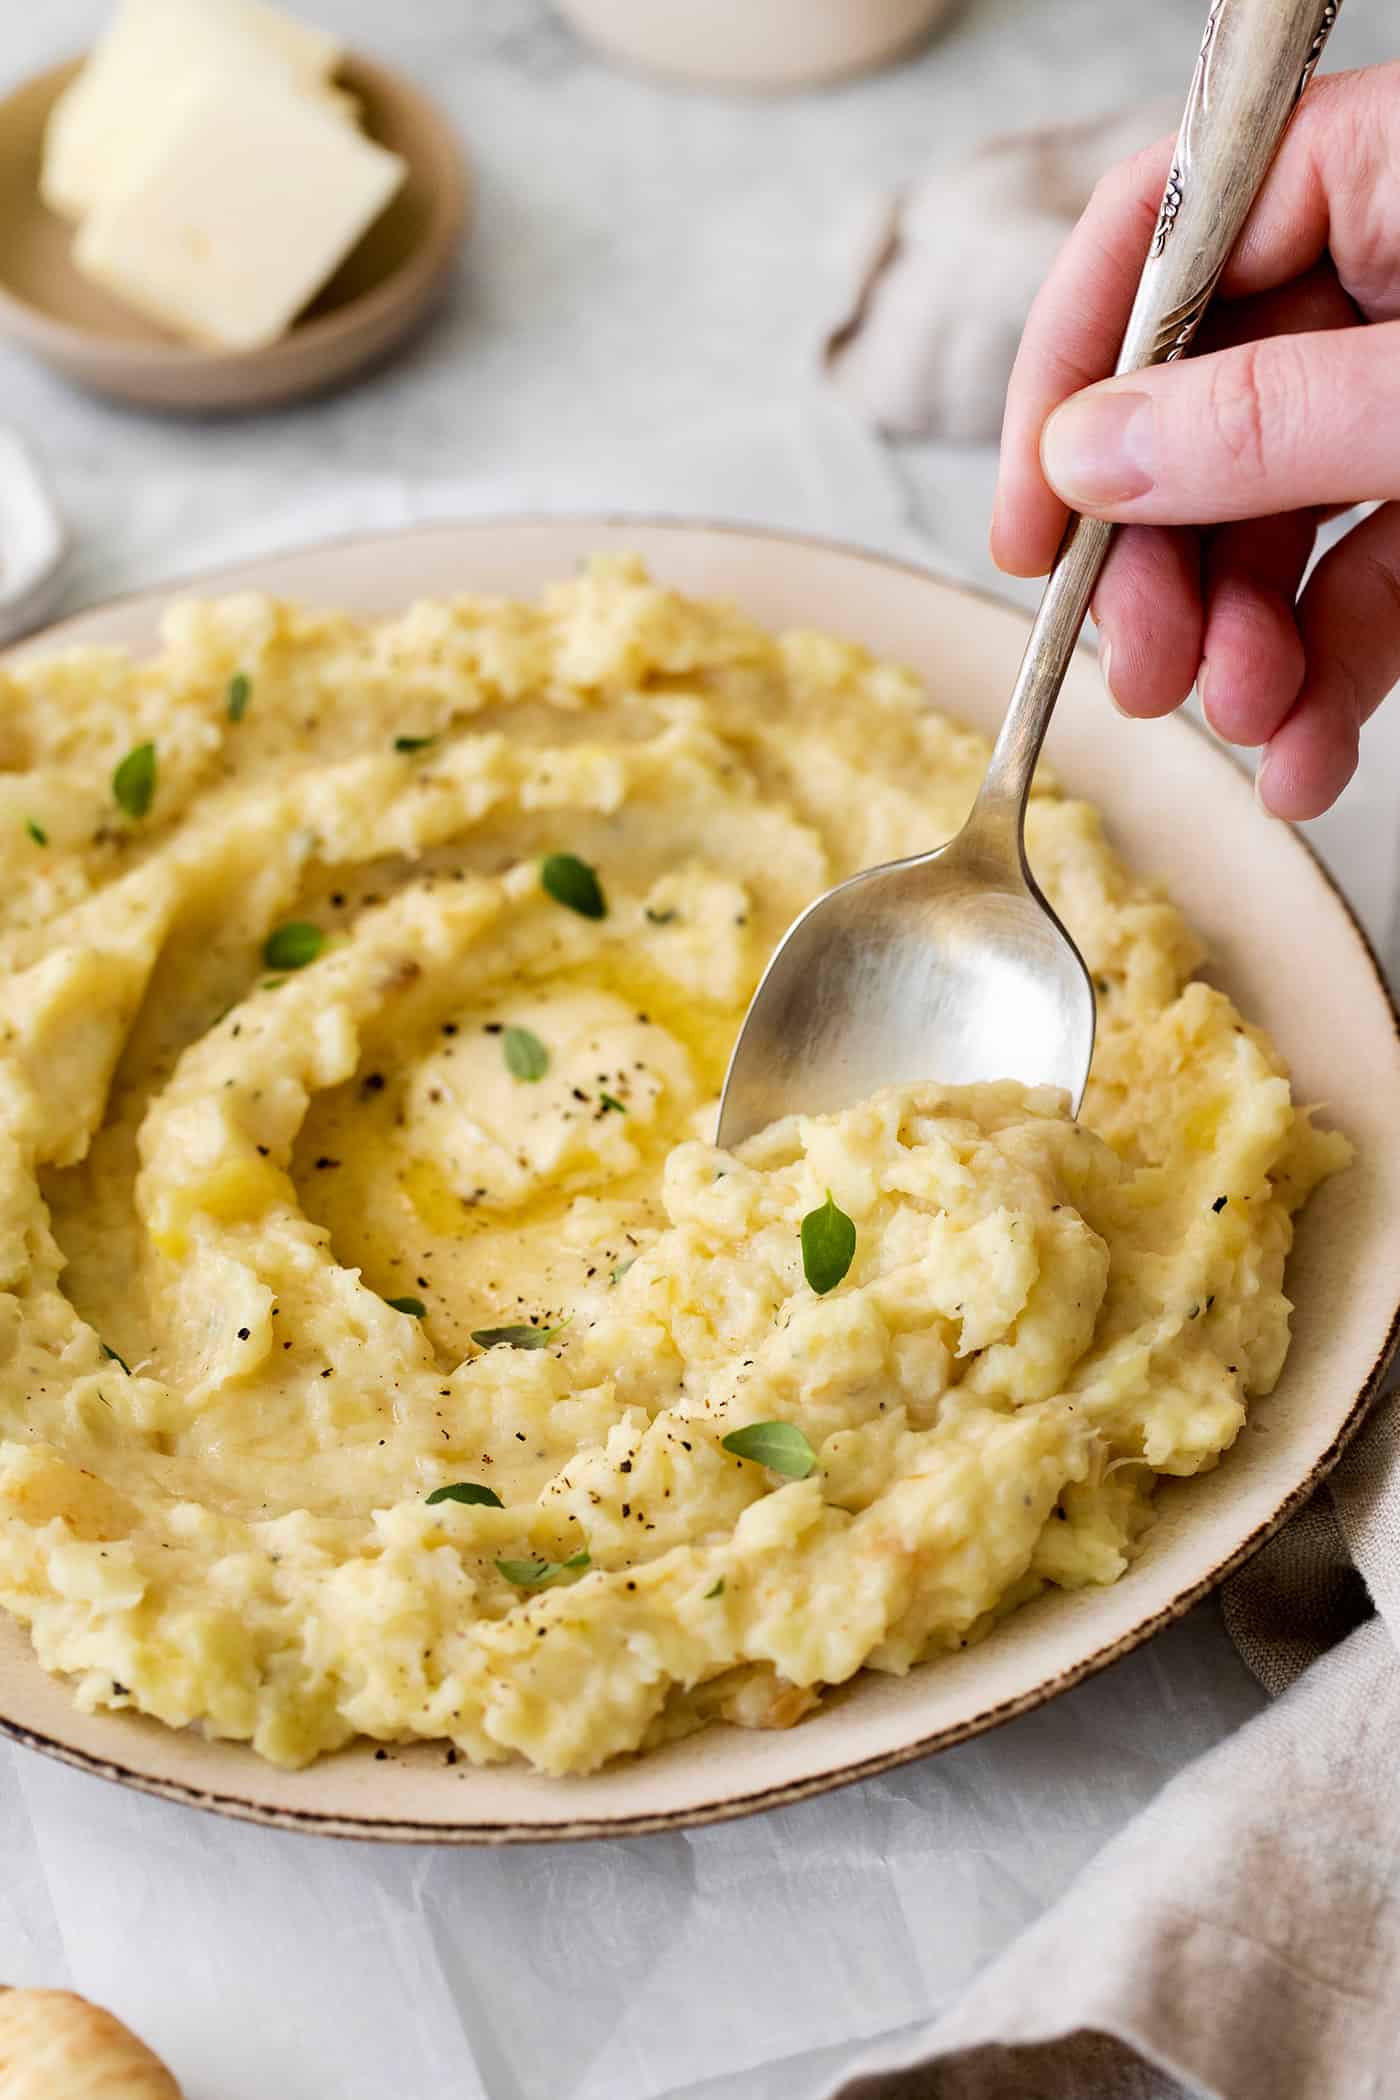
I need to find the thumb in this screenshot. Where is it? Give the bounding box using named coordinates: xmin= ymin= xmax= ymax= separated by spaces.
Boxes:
xmin=1039 ymin=320 xmax=1400 ymax=524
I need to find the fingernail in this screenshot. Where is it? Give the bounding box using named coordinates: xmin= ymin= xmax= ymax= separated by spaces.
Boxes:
xmin=1042 ymin=389 xmax=1155 ymax=508
xmin=1198 ymin=660 xmax=1218 ymax=730
xmin=1100 ymin=640 xmax=1129 ymax=717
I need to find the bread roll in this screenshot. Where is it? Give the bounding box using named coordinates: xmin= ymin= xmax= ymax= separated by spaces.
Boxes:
xmin=0 ymin=1989 xmax=181 ymax=2099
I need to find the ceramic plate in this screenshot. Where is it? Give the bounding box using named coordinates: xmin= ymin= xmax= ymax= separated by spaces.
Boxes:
xmin=2 ymin=519 xmax=1397 ymax=1842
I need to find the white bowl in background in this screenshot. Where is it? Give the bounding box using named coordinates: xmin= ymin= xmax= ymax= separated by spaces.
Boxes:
xmin=554 ymin=0 xmax=958 ymax=91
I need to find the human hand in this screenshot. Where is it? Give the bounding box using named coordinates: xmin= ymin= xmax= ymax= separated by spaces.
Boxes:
xmin=991 ymin=66 xmax=1400 ymax=820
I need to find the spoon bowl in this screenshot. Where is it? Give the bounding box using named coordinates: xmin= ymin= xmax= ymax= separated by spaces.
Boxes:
xmin=716 ymin=834 xmax=1095 ymax=1148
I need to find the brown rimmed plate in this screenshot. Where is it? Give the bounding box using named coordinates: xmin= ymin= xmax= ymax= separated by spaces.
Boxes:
xmin=0 ymin=50 xmax=470 ymax=413
xmin=2 ymin=517 xmax=1397 ymax=1841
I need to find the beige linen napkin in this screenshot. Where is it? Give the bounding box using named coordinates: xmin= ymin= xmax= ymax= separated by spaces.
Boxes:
xmin=824 ymin=100 xmax=1175 ymax=442
xmin=824 ymin=1388 xmax=1400 ymax=2100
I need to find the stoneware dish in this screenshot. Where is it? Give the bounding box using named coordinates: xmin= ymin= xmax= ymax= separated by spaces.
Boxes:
xmin=554 ymin=0 xmax=957 ymax=91
xmin=0 ymin=52 xmax=470 ymax=414
xmin=2 ymin=518 xmax=1397 ymax=1843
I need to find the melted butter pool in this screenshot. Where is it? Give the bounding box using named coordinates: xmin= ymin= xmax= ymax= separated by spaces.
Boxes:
xmin=294 ymin=954 xmax=747 ymax=1362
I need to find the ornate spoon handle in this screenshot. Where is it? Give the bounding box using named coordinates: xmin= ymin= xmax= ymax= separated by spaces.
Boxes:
xmin=974 ymin=0 xmax=1341 ymax=852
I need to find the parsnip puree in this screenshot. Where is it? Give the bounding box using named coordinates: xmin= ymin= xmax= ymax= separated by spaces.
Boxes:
xmin=0 ymin=558 xmax=1347 ymax=1773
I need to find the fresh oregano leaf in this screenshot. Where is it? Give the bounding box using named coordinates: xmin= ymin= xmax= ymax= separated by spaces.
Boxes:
xmin=703 ymin=1577 xmax=725 ymax=1599
xmin=503 ymin=1025 xmax=548 ymax=1082
xmin=113 ymin=742 xmax=156 ymax=819
xmin=227 ymin=673 xmax=252 ymax=722
xmin=495 ymin=1548 xmax=590 ymax=1588
xmin=262 ymin=921 xmax=324 ymax=971
xmin=427 ymin=1482 xmax=502 ymax=1508
xmin=387 ymin=1295 xmax=427 ymax=1317
xmin=801 ymin=1189 xmax=856 ymax=1295
xmin=24 ymin=817 xmax=47 ymax=846
xmin=720 ymin=1420 xmax=817 ymax=1479
xmin=471 ymin=1324 xmax=559 ymax=1350
xmin=598 ymin=1092 xmax=626 ymax=1114
xmin=540 ymin=853 xmax=606 ymax=919
xmin=394 ymin=734 xmax=436 ymax=753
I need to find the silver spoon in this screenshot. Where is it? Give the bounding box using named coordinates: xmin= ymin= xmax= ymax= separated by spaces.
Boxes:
xmin=717 ymin=0 xmax=1340 ymax=1151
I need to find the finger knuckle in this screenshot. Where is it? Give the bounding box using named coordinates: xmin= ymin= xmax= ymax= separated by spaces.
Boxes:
xmin=1283 ymin=71 xmax=1400 ymax=312
xmin=1205 ymin=339 xmax=1308 ymax=488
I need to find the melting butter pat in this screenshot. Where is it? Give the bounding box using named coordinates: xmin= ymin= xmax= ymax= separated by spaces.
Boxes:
xmin=42 ymin=0 xmax=345 ymax=223
xmin=73 ymin=74 xmax=405 ymax=352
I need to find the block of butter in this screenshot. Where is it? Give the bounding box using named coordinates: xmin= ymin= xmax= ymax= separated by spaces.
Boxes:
xmin=42 ymin=0 xmax=345 ymax=223
xmin=73 ymin=72 xmax=406 ymax=352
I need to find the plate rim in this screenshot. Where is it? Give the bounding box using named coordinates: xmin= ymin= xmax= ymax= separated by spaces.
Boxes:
xmin=3 ymin=512 xmax=1397 ymax=1843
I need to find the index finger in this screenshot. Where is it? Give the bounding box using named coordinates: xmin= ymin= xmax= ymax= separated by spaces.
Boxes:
xmin=990 ymin=136 xmax=1174 ymax=579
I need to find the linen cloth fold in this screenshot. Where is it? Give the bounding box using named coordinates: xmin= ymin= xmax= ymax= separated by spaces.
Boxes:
xmin=826 ymin=1391 xmax=1400 ymax=2100
xmin=824 ymin=100 xmax=1176 ymax=443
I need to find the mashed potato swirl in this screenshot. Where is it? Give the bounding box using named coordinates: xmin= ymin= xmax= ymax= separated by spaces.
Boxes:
xmin=0 ymin=558 xmax=1348 ymax=1772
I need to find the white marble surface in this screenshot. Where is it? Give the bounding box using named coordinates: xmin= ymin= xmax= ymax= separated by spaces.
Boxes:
xmin=0 ymin=5 xmax=1397 ymax=2098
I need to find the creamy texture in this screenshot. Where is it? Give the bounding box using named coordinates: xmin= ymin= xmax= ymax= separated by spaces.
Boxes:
xmin=0 ymin=559 xmax=1349 ymax=1773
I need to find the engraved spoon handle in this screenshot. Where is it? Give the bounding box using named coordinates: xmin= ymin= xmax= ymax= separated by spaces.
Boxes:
xmin=969 ymin=0 xmax=1341 ymax=861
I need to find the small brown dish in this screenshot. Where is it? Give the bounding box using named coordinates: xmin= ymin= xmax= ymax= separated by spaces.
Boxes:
xmin=0 ymin=50 xmax=471 ymax=414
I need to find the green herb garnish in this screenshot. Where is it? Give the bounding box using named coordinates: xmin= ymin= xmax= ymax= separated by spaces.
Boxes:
xmin=496 ymin=1548 xmax=590 ymax=1588
xmin=113 ymin=742 xmax=156 ymax=820
xmin=801 ymin=1189 xmax=856 ymax=1295
xmin=540 ymin=853 xmax=606 ymax=919
xmin=503 ymin=1026 xmax=549 ymax=1082
xmin=387 ymin=1295 xmax=427 ymax=1318
xmin=721 ymin=1420 xmax=817 ymax=1479
xmin=101 ymin=1343 xmax=131 ymax=1375
xmin=703 ymin=1577 xmax=725 ymax=1599
xmin=227 ymin=673 xmax=252 ymax=722
xmin=427 ymin=1482 xmax=502 ymax=1508
xmin=24 ymin=818 xmax=47 ymax=846
xmin=598 ymin=1092 xmax=626 ymax=1115
xmin=643 ymin=907 xmax=677 ymax=926
xmin=610 ymin=1258 xmax=636 ymax=1286
xmin=262 ymin=922 xmax=324 ymax=971
xmin=471 ymin=1323 xmax=559 ymax=1350
xmin=394 ymin=734 xmax=436 ymax=753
